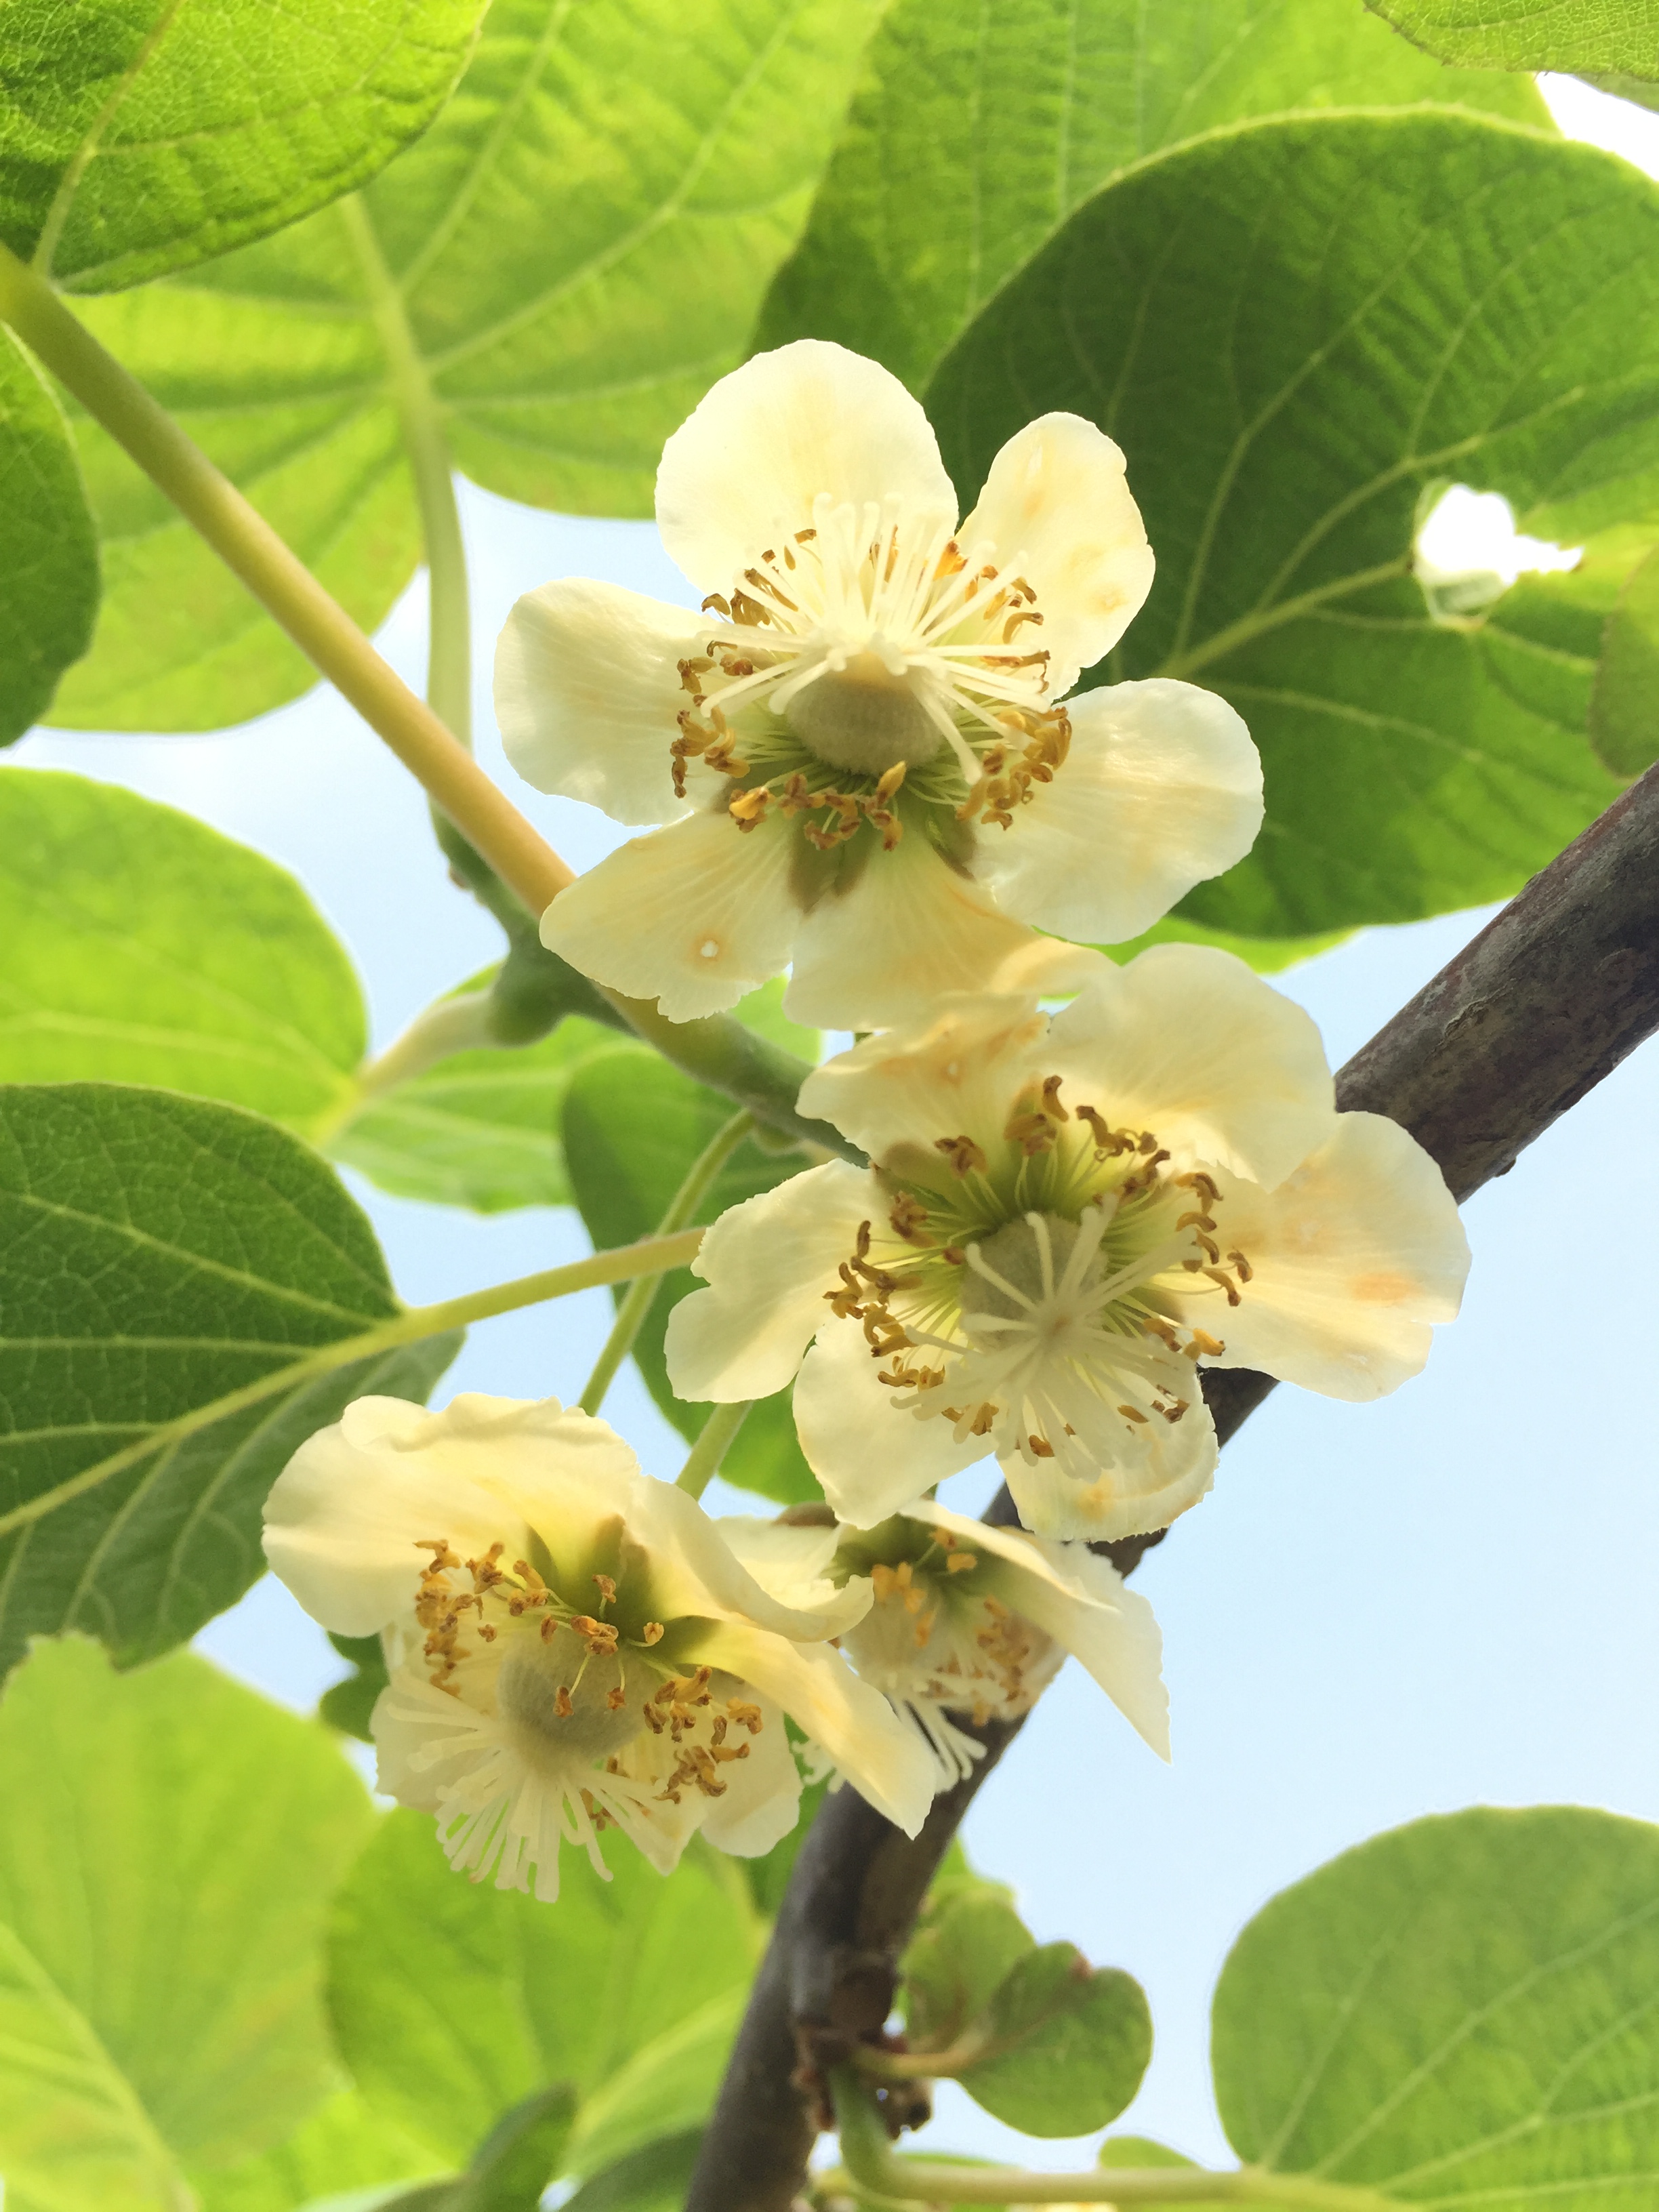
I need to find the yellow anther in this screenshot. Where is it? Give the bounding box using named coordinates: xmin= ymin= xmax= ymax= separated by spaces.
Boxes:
xmin=1202 ymin=1267 xmax=1244 ymax=1307
xmin=641 ymin=1622 xmax=665 ymax=1645
xmin=1117 ymin=1404 xmax=1150 ymax=1425
xmin=935 ymin=1133 xmax=989 ymax=1177
xmin=1186 ymin=1329 xmax=1226 ymax=1358
xmin=1229 ymin=1249 xmax=1254 ymax=1282
xmin=1028 ymin=1433 xmax=1056 ymax=1456
xmin=592 ymin=1574 xmax=617 ymax=1604
xmin=946 ymin=1551 xmax=978 ymax=1574
xmin=554 ymin=1685 xmax=574 ymax=1719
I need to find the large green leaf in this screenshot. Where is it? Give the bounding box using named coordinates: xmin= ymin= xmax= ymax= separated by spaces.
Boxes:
xmin=1367 ymin=0 xmax=1659 ymax=80
xmin=0 ymin=769 xmax=365 ymax=1129
xmin=0 ymin=1637 xmax=373 ymax=2210
xmin=46 ymin=0 xmax=884 ymax=733
xmin=0 ymin=328 xmax=97 ymax=745
xmin=328 ymin=1809 xmax=758 ymax=2172
xmin=926 ymin=112 xmax=1643 ymax=941
xmin=0 ymin=1083 xmax=459 ymax=1684
xmin=196 ymin=2093 xmax=447 ymax=2212
xmin=759 ymin=0 xmax=1545 ymax=392
xmin=1589 ymin=538 xmax=1659 ymax=775
xmin=0 ymin=0 xmax=488 ymax=293
xmin=561 ymin=1047 xmax=823 ymax=1505
xmin=1212 ymin=1805 xmax=1659 ymax=2207
xmin=329 ymin=1012 xmax=636 ymax=1214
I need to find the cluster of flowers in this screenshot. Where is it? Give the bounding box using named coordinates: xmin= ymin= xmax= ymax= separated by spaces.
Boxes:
xmin=265 ymin=343 xmax=1470 ymax=1904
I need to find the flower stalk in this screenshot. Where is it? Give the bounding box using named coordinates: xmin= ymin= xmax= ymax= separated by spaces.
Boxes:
xmin=580 ymin=1109 xmax=754 ymax=1414
xmin=676 ymin=1398 xmax=754 ymax=1499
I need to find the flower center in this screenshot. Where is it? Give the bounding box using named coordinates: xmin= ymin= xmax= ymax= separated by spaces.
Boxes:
xmin=497 ymin=1629 xmax=640 ymax=1763
xmin=668 ymin=494 xmax=1071 ymax=857
xmin=783 ymin=651 xmax=943 ymax=778
xmin=820 ymin=1073 xmax=1255 ymax=1476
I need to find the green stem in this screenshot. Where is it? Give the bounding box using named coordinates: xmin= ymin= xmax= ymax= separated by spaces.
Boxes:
xmin=676 ymin=1400 xmax=753 ymax=1499
xmin=0 ymin=241 xmax=858 ymax=1163
xmin=829 ymin=2073 xmax=1399 ymax=2210
xmin=0 ymin=237 xmax=569 ymax=914
xmin=580 ymin=1110 xmax=754 ymax=1415
xmin=310 ymin=989 xmax=499 ymax=1148
xmin=338 ymin=194 xmax=472 ymax=751
xmin=0 ymin=1227 xmax=706 ymax=1547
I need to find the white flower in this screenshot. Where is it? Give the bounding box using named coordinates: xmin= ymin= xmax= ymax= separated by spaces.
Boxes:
xmin=665 ymin=947 xmax=1471 ymax=1540
xmin=262 ymin=1393 xmax=935 ymax=1901
xmin=784 ymin=1498 xmax=1170 ymax=1793
xmin=495 ymin=340 xmax=1262 ymax=1029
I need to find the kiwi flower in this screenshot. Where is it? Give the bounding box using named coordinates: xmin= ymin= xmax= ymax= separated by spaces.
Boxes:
xmin=810 ymin=1498 xmax=1169 ymax=1790
xmin=262 ymin=1393 xmax=935 ymax=1902
xmin=495 ymin=339 xmax=1261 ymax=1029
xmin=665 ymin=948 xmax=1470 ymax=1540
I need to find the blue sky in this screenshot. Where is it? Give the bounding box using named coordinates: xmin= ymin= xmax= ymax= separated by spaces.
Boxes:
xmin=14 ymin=71 xmax=1659 ymax=2179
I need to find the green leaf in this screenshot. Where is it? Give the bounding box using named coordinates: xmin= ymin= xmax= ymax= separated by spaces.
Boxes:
xmin=0 ymin=0 xmax=489 ymax=293
xmin=0 ymin=769 xmax=366 ymax=1130
xmin=557 ymin=2130 xmax=703 ymax=2212
xmin=328 ymin=1808 xmax=758 ymax=2169
xmin=926 ymin=112 xmax=1642 ymax=941
xmin=46 ymin=0 xmax=885 ymax=733
xmin=0 ymin=1637 xmax=373 ymax=2209
xmin=1211 ymin=1804 xmax=1659 ymax=2206
xmin=0 ymin=1083 xmax=459 ymax=1684
xmin=560 ymin=1047 xmax=823 ymax=1506
xmin=427 ymin=2085 xmax=577 ymax=2212
xmin=562 ymin=1985 xmax=747 ymax=2180
xmin=196 ymin=2093 xmax=448 ymax=2212
xmin=760 ymin=0 xmax=1546 ymax=393
xmin=0 ymin=328 xmax=97 ymax=745
xmin=318 ymin=1631 xmax=389 ymax=1742
xmin=951 ymin=1945 xmax=1152 ymax=2138
xmin=1590 ymin=539 xmax=1659 ymax=776
xmin=901 ymin=1886 xmax=1036 ymax=2051
xmin=329 ymin=1011 xmax=636 ymax=1215
xmin=1366 ymin=0 xmax=1659 ymax=80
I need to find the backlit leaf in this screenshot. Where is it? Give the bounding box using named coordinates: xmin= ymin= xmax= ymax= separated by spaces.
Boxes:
xmin=0 ymin=1084 xmax=458 ymax=1684
xmin=0 ymin=0 xmax=489 ymax=291
xmin=926 ymin=112 xmax=1643 ymax=941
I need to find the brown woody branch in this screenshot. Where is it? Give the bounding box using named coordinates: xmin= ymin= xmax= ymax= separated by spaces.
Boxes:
xmin=686 ymin=761 xmax=1659 ymax=2212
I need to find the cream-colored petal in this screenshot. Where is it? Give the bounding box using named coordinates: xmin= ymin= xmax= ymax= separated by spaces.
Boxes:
xmin=700 ymin=1624 xmax=935 ymax=1837
xmin=999 ymin=1399 xmax=1217 ymax=1543
xmin=794 ymin=1320 xmax=985 ymax=1526
xmin=784 ymin=835 xmax=1040 ymax=1031
xmin=493 ymin=579 xmax=700 ymax=825
xmin=541 ymin=809 xmax=800 ymax=1021
xmin=979 ymin=1538 xmax=1168 ymax=1759
xmin=978 ymin=680 xmax=1262 ymax=945
xmin=656 ymin=341 xmax=957 ymax=594
xmin=700 ymin=1515 xmax=872 ymax=1641
xmin=1048 ymin=944 xmax=1334 ymax=1189
xmin=959 ymin=415 xmax=1154 ymax=690
xmin=262 ymin=1395 xmax=530 ymax=1637
xmin=697 ymin=1689 xmax=803 ymax=1857
xmin=798 ymin=994 xmax=1048 ymax=1167
xmin=665 ymin=1161 xmax=873 ymax=1401
xmin=621 ymin=1468 xmax=869 ymax=1643
xmin=1179 ymin=1111 xmax=1469 ymax=1401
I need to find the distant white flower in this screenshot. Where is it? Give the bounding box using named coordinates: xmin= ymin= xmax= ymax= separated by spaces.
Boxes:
xmin=262 ymin=1394 xmax=935 ymax=1901
xmin=789 ymin=1498 xmax=1170 ymax=1790
xmin=495 ymin=340 xmax=1261 ymax=1029
xmin=665 ymin=947 xmax=1470 ymax=1540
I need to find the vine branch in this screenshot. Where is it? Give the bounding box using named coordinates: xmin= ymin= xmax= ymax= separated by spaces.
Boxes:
xmin=687 ymin=758 xmax=1659 ymax=2212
